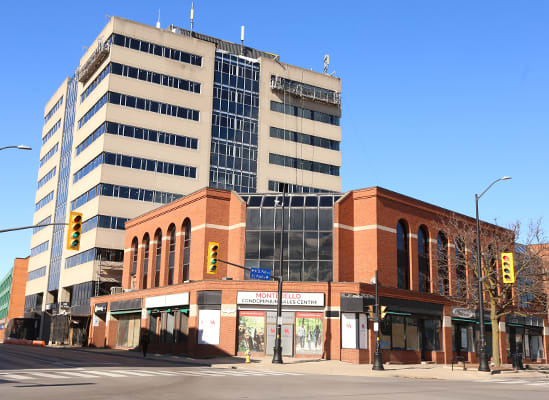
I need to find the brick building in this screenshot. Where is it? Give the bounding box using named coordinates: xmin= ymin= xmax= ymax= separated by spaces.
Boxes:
xmin=0 ymin=257 xmax=29 ymax=341
xmin=89 ymin=187 xmax=549 ymax=364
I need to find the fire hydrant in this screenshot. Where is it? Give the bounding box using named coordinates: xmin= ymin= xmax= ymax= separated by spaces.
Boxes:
xmin=245 ymin=350 xmax=251 ymax=363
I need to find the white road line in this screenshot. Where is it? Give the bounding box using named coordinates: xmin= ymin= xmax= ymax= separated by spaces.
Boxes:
xmin=59 ymin=371 xmax=96 ymax=378
xmin=85 ymin=370 xmax=127 ymax=377
xmin=526 ymin=382 xmax=549 ymax=386
xmin=0 ymin=373 xmax=34 ymax=380
xmin=130 ymin=370 xmax=177 ymax=376
xmin=111 ymin=370 xmax=158 ymax=377
xmin=26 ymin=371 xmax=68 ymax=379
xmin=498 ymin=380 xmax=529 ymax=384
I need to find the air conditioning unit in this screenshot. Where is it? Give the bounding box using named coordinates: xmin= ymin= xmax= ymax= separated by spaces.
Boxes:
xmin=110 ymin=286 xmax=123 ymax=295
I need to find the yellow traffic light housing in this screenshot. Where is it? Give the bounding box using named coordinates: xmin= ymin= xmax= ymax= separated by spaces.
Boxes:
xmin=368 ymin=305 xmax=375 ymax=319
xmin=66 ymin=211 xmax=83 ymax=251
xmin=501 ymin=252 xmax=515 ymax=284
xmin=380 ymin=306 xmax=387 ymax=320
xmin=207 ymin=242 xmax=219 ymax=274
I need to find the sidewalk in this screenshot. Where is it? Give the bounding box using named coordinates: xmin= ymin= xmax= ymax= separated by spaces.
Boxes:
xmin=75 ymin=347 xmax=548 ymax=381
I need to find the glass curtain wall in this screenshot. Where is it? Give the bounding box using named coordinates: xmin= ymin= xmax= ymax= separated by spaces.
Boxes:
xmin=209 ymin=51 xmax=260 ymax=193
xmin=242 ymin=193 xmax=339 ymax=281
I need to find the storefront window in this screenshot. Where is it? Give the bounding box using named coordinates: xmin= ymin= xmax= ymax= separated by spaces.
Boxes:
xmin=115 ymin=313 xmax=141 ymax=348
xmin=238 ymin=311 xmax=265 ymax=353
xmin=405 ymin=318 xmax=419 ymax=351
xmin=422 ymin=319 xmax=441 ymax=351
xmin=295 ymin=312 xmax=323 ymax=354
xmin=391 ymin=316 xmax=406 ymax=349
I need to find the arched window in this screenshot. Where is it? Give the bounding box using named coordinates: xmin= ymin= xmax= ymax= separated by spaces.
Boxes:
xmin=154 ymin=229 xmax=162 ymax=287
xmin=182 ymin=218 xmax=191 ymax=282
xmin=418 ymin=226 xmax=430 ymax=292
xmin=168 ymin=224 xmax=176 ymax=285
xmin=130 ymin=237 xmax=138 ymax=289
xmin=142 ymin=234 xmax=150 ymax=289
xmin=437 ymin=232 xmax=449 ymax=295
xmin=396 ymin=220 xmax=410 ymax=290
xmin=455 ymin=239 xmax=466 ymax=297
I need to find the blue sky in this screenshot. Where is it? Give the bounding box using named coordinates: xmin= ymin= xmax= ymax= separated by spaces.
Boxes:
xmin=0 ymin=1 xmax=547 ymax=278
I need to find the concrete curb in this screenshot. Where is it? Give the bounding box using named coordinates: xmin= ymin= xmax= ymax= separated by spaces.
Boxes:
xmin=4 ymin=339 xmax=45 ymax=347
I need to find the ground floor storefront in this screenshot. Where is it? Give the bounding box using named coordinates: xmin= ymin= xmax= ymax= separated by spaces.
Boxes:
xmin=88 ymin=280 xmax=549 ymax=365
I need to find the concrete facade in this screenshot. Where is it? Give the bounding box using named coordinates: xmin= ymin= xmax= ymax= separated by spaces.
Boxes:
xmin=27 ymin=16 xmax=342 ymax=341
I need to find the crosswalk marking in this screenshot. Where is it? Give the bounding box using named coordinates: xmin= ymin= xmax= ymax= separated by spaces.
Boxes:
xmin=26 ymin=372 xmax=68 ymax=379
xmin=0 ymin=367 xmax=303 ymax=383
xmin=0 ymin=373 xmax=33 ymax=380
xmin=61 ymin=371 xmax=97 ymax=378
xmin=84 ymin=370 xmax=126 ymax=377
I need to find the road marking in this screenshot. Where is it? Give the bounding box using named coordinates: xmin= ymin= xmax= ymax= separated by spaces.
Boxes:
xmin=60 ymin=371 xmax=96 ymax=378
xmin=498 ymin=380 xmax=529 ymax=384
xmin=130 ymin=370 xmax=177 ymax=376
xmin=26 ymin=372 xmax=68 ymax=379
xmin=0 ymin=373 xmax=33 ymax=380
xmin=85 ymin=370 xmax=127 ymax=377
xmin=111 ymin=370 xmax=157 ymax=377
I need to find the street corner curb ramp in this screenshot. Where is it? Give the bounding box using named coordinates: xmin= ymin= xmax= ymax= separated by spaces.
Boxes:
xmin=4 ymin=338 xmax=45 ymax=347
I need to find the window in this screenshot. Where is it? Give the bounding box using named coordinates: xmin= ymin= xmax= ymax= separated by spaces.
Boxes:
xmin=397 ymin=220 xmax=410 ymax=290
xmin=33 ymin=215 xmax=51 ymax=234
xmin=110 ymin=33 xmax=202 ymax=66
xmin=418 ymin=226 xmax=430 ymax=292
xmin=455 ymin=239 xmax=466 ymax=297
xmin=437 ymin=232 xmax=449 ymax=295
xmin=154 ymin=229 xmax=162 ymax=287
xmin=270 ymin=127 xmax=339 ymax=151
xmin=30 ymin=241 xmax=49 ymax=257
xmin=142 ymin=234 xmax=150 ymax=289
xmin=35 ymin=191 xmax=54 ymax=211
xmin=270 ymin=101 xmax=340 ymax=126
xmin=130 ymin=238 xmax=138 ymax=288
xmin=182 ymin=219 xmax=191 ymax=282
xmin=42 ymin=119 xmax=61 ymax=145
xmin=37 ymin=167 xmax=56 ymax=189
xmin=28 ymin=267 xmax=46 ymax=281
xmin=269 ymin=153 xmax=339 ymax=176
xmin=44 ymin=96 xmax=63 ymax=123
xmin=268 ymin=180 xmax=332 ymax=194
xmin=39 ymin=143 xmax=59 ymax=167
xmin=168 ymin=224 xmax=176 ymax=285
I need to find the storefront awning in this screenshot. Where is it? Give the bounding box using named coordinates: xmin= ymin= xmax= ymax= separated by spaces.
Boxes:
xmin=110 ymin=309 xmax=141 ymax=315
xmin=452 ymin=317 xmax=492 ymax=325
xmin=148 ymin=307 xmax=189 ymax=314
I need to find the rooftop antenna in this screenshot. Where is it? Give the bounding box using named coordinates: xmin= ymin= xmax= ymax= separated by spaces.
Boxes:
xmin=240 ymin=25 xmax=245 ymax=55
xmin=323 ymin=54 xmax=329 ymax=74
xmin=190 ymin=2 xmax=195 ymax=32
xmin=156 ymin=9 xmax=161 ymax=29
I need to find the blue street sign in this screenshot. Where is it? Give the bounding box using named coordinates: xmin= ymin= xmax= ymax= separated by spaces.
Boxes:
xmin=250 ymin=267 xmax=271 ymax=281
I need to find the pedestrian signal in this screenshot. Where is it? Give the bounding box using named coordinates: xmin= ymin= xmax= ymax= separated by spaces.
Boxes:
xmin=66 ymin=211 xmax=82 ymax=251
xmin=207 ymin=242 xmax=219 ymax=274
xmin=501 ymin=252 xmax=515 ymax=284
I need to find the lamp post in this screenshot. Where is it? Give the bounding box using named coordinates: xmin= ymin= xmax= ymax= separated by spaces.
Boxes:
xmin=475 ymin=176 xmax=511 ymax=372
xmin=272 ymin=183 xmax=287 ymax=364
xmin=371 ymin=270 xmax=384 ymax=370
xmin=0 ymin=145 xmax=32 ymax=151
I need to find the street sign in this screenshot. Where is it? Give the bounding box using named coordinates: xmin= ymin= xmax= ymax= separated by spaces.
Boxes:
xmin=250 ymin=267 xmax=271 ymax=280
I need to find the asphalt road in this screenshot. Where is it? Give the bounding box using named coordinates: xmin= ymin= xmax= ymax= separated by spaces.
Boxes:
xmin=1 ymin=344 xmax=548 ymax=399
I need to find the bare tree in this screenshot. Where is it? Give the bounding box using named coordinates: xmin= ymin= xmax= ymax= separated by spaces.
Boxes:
xmin=435 ymin=215 xmax=548 ymax=366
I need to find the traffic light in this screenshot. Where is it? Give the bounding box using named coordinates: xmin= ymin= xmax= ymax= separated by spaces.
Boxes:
xmin=207 ymin=242 xmax=219 ymax=274
xmin=66 ymin=211 xmax=83 ymax=251
xmin=368 ymin=305 xmax=375 ymax=319
xmin=501 ymin=252 xmax=515 ymax=284
xmin=380 ymin=306 xmax=387 ymax=320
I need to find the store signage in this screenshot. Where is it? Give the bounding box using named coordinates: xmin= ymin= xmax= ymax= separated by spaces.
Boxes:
xmin=451 ymin=307 xmax=475 ymax=319
xmin=198 ymin=309 xmax=220 ymax=345
xmin=237 ymin=291 xmax=324 ymax=306
xmin=341 ymin=313 xmax=357 ymax=349
xmin=94 ymin=303 xmax=107 ymax=313
xmin=250 ymin=267 xmax=271 ymax=281
xmin=145 ymin=292 xmax=189 ymax=309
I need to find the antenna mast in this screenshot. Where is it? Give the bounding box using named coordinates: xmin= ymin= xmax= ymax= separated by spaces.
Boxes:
xmin=156 ymin=9 xmax=161 ymax=29
xmin=190 ymin=2 xmax=195 ymax=32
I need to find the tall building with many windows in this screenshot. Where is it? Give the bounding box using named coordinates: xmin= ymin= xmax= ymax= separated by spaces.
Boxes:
xmin=26 ymin=16 xmax=342 ymax=342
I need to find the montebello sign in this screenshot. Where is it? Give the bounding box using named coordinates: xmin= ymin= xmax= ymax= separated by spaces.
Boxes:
xmin=237 ymin=291 xmax=324 ymax=306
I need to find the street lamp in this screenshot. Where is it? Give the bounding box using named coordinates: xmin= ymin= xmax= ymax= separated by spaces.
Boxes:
xmin=272 ymin=183 xmax=287 ymax=364
xmin=475 ymin=176 xmax=512 ymax=372
xmin=0 ymin=145 xmax=32 ymax=151
xmin=371 ymin=270 xmax=384 ymax=370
